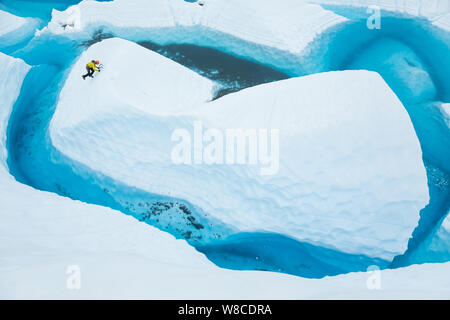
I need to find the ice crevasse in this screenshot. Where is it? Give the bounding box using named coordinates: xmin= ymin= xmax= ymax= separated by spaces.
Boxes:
xmin=50 ymin=38 xmax=429 ymax=261
xmin=38 ymin=0 xmax=349 ymax=75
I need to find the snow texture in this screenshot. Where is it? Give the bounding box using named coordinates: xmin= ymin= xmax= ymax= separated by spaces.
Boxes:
xmin=50 ymin=38 xmax=428 ymax=260
xmin=37 ymin=0 xmax=347 ymax=74
xmin=441 ymin=103 xmax=450 ymax=127
xmin=2 ymin=51 xmax=447 ymax=299
xmin=0 ymin=52 xmax=30 ymax=169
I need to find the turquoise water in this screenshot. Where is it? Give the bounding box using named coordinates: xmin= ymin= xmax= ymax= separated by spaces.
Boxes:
xmin=198 ymin=233 xmax=387 ymax=278
xmin=2 ymin=3 xmax=449 ymax=277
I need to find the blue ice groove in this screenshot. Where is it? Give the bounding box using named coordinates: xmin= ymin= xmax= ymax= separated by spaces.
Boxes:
xmin=5 ymin=39 xmax=234 ymax=246
xmin=197 ymin=233 xmax=387 ymax=278
xmin=2 ymin=5 xmax=450 ymax=276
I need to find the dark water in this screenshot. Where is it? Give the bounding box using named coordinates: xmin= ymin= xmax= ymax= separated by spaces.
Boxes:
xmin=138 ymin=41 xmax=289 ymax=99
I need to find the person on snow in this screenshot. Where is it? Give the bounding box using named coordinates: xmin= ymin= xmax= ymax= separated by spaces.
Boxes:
xmin=82 ymin=60 xmax=100 ymax=79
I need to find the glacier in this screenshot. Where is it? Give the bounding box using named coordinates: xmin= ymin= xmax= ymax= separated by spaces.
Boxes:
xmin=37 ymin=0 xmax=348 ymax=75
xmin=0 ymin=0 xmax=449 ymax=298
xmin=50 ymin=38 xmax=429 ymax=262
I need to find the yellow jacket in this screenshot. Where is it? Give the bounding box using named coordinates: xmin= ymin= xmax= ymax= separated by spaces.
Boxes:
xmin=87 ymin=61 xmax=99 ymax=71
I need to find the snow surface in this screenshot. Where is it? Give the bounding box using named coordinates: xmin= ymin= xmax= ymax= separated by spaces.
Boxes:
xmin=50 ymin=38 xmax=428 ymax=261
xmin=308 ymin=0 xmax=450 ymax=31
xmin=2 ymin=51 xmax=448 ymax=299
xmin=0 ymin=10 xmax=39 ymax=49
xmin=37 ymin=0 xmax=347 ymax=74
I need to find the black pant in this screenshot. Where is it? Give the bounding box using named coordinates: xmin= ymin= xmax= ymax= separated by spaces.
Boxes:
xmin=82 ymin=67 xmax=94 ymax=79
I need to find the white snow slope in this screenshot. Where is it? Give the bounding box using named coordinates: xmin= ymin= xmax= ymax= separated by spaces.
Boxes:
xmin=50 ymin=38 xmax=428 ymax=261
xmin=0 ymin=10 xmax=40 ymax=49
xmin=2 ymin=51 xmax=449 ymax=299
